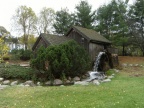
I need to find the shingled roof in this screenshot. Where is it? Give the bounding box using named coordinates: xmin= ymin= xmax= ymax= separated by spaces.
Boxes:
xmin=32 ymin=33 xmax=71 ymax=50
xmin=42 ymin=33 xmax=71 ymax=45
xmin=66 ymin=26 xmax=111 ymax=44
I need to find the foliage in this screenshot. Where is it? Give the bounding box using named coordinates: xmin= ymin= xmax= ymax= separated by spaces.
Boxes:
xmin=18 ymin=34 xmax=37 ymax=50
xmin=31 ymin=40 xmax=91 ymax=80
xmin=36 ymin=7 xmax=55 ymax=34
xmin=0 ymin=64 xmax=34 ymax=80
xmin=3 ymin=54 xmax=10 ymax=60
xmin=96 ymin=0 xmax=130 ymax=56
xmin=75 ymin=0 xmax=96 ymax=29
xmin=10 ymin=49 xmax=32 ymax=60
xmin=128 ymin=0 xmax=144 ymax=55
xmin=12 ymin=5 xmax=37 ymax=50
xmin=53 ymin=8 xmax=74 ymax=35
xmin=0 ymin=37 xmax=9 ymax=63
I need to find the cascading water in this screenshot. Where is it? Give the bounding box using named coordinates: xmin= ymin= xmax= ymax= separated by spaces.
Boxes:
xmin=89 ymin=52 xmax=106 ymax=81
xmin=93 ymin=52 xmax=105 ymax=71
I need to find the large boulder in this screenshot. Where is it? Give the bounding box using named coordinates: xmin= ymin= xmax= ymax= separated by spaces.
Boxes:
xmin=93 ymin=80 xmax=100 ymax=85
xmin=45 ymin=81 xmax=51 ymax=85
xmin=24 ymin=80 xmax=35 ymax=86
xmin=54 ymin=79 xmax=63 ymax=85
xmin=0 ymin=78 xmax=4 ymax=82
xmin=11 ymin=81 xmax=18 ymax=86
xmin=2 ymin=80 xmax=10 ymax=85
xmin=74 ymin=81 xmax=89 ymax=85
xmin=73 ymin=76 xmax=80 ymax=81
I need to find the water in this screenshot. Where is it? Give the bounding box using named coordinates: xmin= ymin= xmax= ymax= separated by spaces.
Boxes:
xmin=89 ymin=52 xmax=106 ymax=81
xmin=93 ymin=52 xmax=105 ymax=71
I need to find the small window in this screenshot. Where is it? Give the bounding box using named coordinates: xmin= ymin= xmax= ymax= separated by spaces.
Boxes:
xmin=81 ymin=37 xmax=84 ymax=43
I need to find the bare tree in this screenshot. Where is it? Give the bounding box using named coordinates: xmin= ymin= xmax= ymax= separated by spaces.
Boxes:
xmin=36 ymin=7 xmax=55 ymax=34
xmin=12 ymin=5 xmax=37 ymax=50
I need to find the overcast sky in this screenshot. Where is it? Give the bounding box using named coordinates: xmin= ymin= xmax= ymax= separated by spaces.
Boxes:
xmin=0 ymin=0 xmax=134 ymax=36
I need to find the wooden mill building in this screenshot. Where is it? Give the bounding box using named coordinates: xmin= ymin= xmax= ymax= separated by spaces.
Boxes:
xmin=32 ymin=26 xmax=111 ymax=61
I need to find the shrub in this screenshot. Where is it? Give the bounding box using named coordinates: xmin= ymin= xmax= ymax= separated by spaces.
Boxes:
xmin=20 ymin=49 xmax=32 ymax=60
xmin=0 ymin=63 xmax=35 ymax=80
xmin=31 ymin=40 xmax=91 ymax=80
xmin=3 ymin=54 xmax=10 ymax=60
xmin=10 ymin=49 xmax=32 ymax=60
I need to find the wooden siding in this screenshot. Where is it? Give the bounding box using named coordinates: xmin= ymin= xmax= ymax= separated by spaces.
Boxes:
xmin=89 ymin=43 xmax=104 ymax=61
xmin=67 ymin=29 xmax=89 ymax=51
xmin=34 ymin=37 xmax=48 ymax=52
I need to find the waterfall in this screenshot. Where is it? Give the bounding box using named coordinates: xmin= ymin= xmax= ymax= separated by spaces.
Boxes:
xmin=88 ymin=52 xmax=106 ymax=81
xmin=93 ymin=52 xmax=105 ymax=71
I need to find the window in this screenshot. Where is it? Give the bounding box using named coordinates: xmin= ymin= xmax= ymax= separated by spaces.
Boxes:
xmin=81 ymin=37 xmax=84 ymax=44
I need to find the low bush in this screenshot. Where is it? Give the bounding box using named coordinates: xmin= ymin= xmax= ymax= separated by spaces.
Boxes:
xmin=3 ymin=54 xmax=10 ymax=60
xmin=0 ymin=63 xmax=35 ymax=80
xmin=20 ymin=49 xmax=32 ymax=60
xmin=10 ymin=49 xmax=32 ymax=60
xmin=31 ymin=40 xmax=91 ymax=80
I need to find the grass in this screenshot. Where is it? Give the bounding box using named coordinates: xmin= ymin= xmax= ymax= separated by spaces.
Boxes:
xmin=0 ymin=72 xmax=144 ymax=108
xmin=0 ymin=56 xmax=144 ymax=108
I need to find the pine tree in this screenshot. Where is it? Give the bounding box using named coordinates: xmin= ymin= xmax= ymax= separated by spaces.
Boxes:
xmin=53 ymin=8 xmax=74 ymax=35
xmin=75 ymin=0 xmax=96 ymax=29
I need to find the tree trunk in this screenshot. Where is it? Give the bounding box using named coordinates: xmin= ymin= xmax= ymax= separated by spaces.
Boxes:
xmin=122 ymin=44 xmax=125 ymax=56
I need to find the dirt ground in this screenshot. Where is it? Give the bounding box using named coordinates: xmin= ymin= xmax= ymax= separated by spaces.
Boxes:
xmin=119 ymin=56 xmax=144 ymax=64
xmin=118 ymin=56 xmax=144 ymax=77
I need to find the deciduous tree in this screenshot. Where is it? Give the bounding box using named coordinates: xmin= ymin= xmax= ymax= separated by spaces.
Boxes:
xmin=12 ymin=5 xmax=37 ymax=50
xmin=37 ymin=7 xmax=55 ymax=34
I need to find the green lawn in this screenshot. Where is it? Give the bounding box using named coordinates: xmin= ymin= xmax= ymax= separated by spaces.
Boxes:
xmin=0 ymin=71 xmax=144 ymax=108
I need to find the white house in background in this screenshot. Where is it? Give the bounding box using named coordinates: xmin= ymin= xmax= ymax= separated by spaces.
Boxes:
xmin=7 ymin=42 xmax=25 ymax=52
xmin=4 ymin=37 xmax=25 ymax=52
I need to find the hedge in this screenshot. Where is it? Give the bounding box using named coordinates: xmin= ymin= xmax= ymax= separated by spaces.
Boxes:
xmin=31 ymin=40 xmax=91 ymax=80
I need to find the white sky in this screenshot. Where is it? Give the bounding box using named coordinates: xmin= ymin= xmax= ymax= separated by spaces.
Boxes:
xmin=0 ymin=0 xmax=134 ymax=36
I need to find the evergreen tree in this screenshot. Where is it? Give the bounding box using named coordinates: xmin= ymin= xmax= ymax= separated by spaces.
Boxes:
xmin=53 ymin=8 xmax=74 ymax=35
xmin=75 ymin=0 xmax=96 ymax=29
xmin=96 ymin=0 xmax=130 ymax=56
xmin=128 ymin=0 xmax=144 ymax=55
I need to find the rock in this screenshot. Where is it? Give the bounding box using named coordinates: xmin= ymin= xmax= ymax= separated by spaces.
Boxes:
xmin=45 ymin=81 xmax=52 ymax=85
xmin=0 ymin=78 xmax=4 ymax=82
xmin=2 ymin=80 xmax=10 ymax=85
xmin=54 ymin=79 xmax=63 ymax=85
xmin=93 ymin=80 xmax=100 ymax=85
xmin=66 ymin=80 xmax=70 ymax=83
xmin=60 ymin=85 xmax=65 ymax=87
xmin=114 ymin=69 xmax=119 ymax=73
xmin=81 ymin=75 xmax=87 ymax=79
xmin=122 ymin=63 xmax=127 ymax=67
xmin=0 ymin=85 xmax=10 ymax=90
xmin=20 ymin=64 xmax=30 ymax=67
xmin=73 ymin=76 xmax=80 ymax=81
xmin=134 ymin=64 xmax=139 ymax=67
xmin=11 ymin=81 xmax=18 ymax=86
xmin=107 ymin=76 xmax=114 ymax=79
xmin=74 ymin=81 xmax=89 ymax=85
xmin=128 ymin=64 xmax=133 ymax=67
xmin=68 ymin=77 xmax=72 ymax=81
xmin=85 ymin=73 xmax=90 ymax=77
xmin=37 ymin=82 xmax=41 ymax=86
xmin=24 ymin=80 xmax=35 ymax=86
xmin=112 ymin=73 xmax=115 ymax=76
xmin=18 ymin=83 xmax=25 ymax=87
xmin=25 ymin=84 xmax=30 ymax=87
xmin=102 ymin=79 xmax=111 ymax=83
